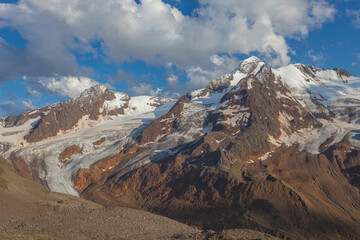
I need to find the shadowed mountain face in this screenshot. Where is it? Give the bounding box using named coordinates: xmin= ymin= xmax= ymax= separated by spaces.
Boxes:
xmin=1 ymin=57 xmax=360 ymax=239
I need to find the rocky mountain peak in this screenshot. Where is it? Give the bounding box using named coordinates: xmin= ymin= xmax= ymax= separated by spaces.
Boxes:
xmin=242 ymin=55 xmax=262 ymax=64
xmin=188 ymin=57 xmax=270 ymax=100
xmin=78 ymin=85 xmax=110 ymax=100
xmin=232 ymin=56 xmax=267 ymax=75
xmin=333 ymin=67 xmax=353 ymax=79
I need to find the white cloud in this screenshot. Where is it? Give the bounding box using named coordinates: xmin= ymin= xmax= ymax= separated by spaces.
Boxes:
xmin=210 ymin=55 xmax=225 ymax=66
xmin=130 ymin=83 xmax=154 ymax=95
xmin=35 ymin=75 xmax=99 ymax=98
xmin=308 ymin=49 xmax=325 ymax=62
xmin=351 ymin=53 xmax=360 ymax=67
xmin=167 ymin=74 xmax=179 ymax=85
xmin=347 ymin=9 xmax=360 ymax=29
xmin=22 ymin=100 xmax=35 ymax=109
xmin=0 ymin=0 xmax=336 ymax=94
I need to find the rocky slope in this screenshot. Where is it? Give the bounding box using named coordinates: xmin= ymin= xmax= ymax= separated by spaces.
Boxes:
xmin=0 ymin=156 xmax=283 ymax=240
xmin=1 ymin=56 xmax=360 ymax=239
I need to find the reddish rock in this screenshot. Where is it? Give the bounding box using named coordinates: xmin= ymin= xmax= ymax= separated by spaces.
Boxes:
xmin=59 ymin=145 xmax=81 ymax=162
xmin=92 ymin=137 xmax=106 ymax=146
xmin=73 ymin=153 xmax=132 ymax=191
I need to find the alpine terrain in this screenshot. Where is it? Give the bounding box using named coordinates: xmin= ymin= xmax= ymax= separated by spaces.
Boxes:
xmin=1 ymin=56 xmax=360 ymax=239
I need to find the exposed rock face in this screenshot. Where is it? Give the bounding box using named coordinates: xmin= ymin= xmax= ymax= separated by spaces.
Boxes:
xmin=211 ymin=67 xmax=319 ymax=161
xmin=73 ymin=153 xmax=132 ymax=191
xmin=24 ymin=86 xmax=117 ymax=143
xmin=329 ymin=98 xmax=360 ymax=123
xmin=3 ymin=110 xmax=45 ymax=128
xmin=334 ymin=67 xmax=353 ymax=79
xmin=92 ymin=137 xmax=106 ymax=146
xmin=59 ymin=145 xmax=81 ymax=162
xmin=137 ymin=96 xmax=190 ymax=145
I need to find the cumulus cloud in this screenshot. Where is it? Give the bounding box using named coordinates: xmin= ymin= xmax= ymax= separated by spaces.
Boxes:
xmin=160 ymin=74 xmax=182 ymax=96
xmin=26 ymin=75 xmax=99 ymax=98
xmin=0 ymin=0 xmax=336 ymax=95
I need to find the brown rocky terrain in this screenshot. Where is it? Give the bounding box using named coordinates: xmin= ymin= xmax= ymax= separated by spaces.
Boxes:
xmin=73 ymin=152 xmax=133 ymax=191
xmin=82 ymin=137 xmax=360 ymax=240
xmin=0 ymin=156 xmax=282 ymax=240
xmin=137 ymin=95 xmax=191 ymax=145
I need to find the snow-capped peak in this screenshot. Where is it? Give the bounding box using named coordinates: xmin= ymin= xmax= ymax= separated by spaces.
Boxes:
xmin=232 ymin=56 xmax=265 ymax=74
xmin=273 ymin=63 xmax=360 ymax=114
xmin=77 ymin=84 xmax=109 ymax=99
xmin=243 ymin=55 xmax=262 ymax=64
xmin=229 ymin=56 xmax=267 ymax=86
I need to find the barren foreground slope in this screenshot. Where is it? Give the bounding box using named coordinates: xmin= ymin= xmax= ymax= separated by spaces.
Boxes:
xmin=0 ymin=157 xmax=278 ymax=239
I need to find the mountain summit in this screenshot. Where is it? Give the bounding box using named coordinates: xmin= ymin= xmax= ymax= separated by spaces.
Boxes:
xmin=1 ymin=57 xmax=360 ymax=239
xmin=232 ymin=56 xmax=266 ymax=75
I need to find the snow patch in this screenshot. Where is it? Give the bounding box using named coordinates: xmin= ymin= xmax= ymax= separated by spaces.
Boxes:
xmin=273 ymin=64 xmax=360 ymax=113
xmin=218 ymin=105 xmax=251 ymax=127
xmin=103 ymin=92 xmax=128 ymax=111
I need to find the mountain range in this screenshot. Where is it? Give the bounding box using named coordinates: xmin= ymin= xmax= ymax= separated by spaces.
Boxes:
xmin=1 ymin=56 xmax=360 ymax=239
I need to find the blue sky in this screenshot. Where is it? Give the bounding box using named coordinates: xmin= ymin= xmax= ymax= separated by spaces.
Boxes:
xmin=0 ymin=0 xmax=359 ymax=117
